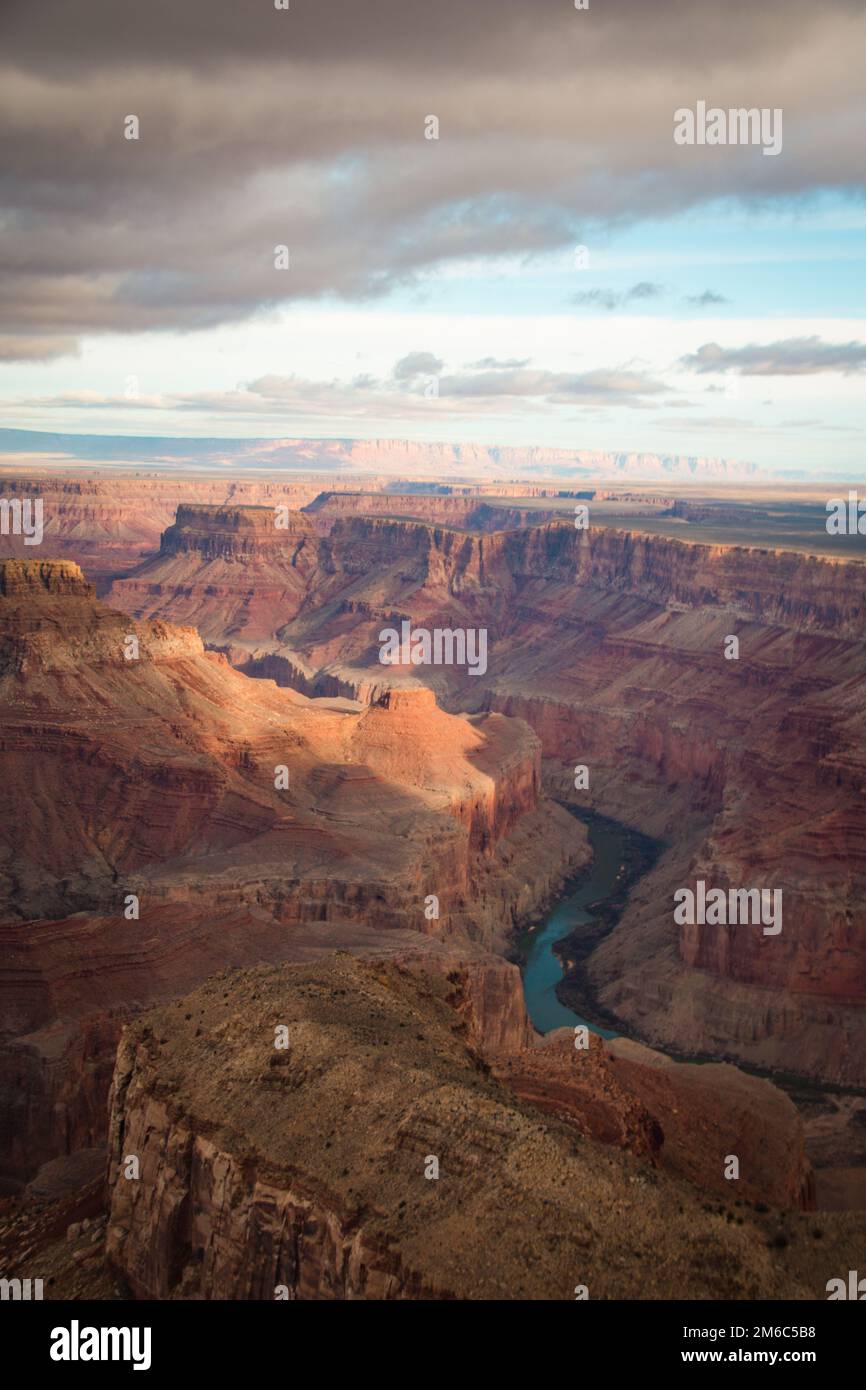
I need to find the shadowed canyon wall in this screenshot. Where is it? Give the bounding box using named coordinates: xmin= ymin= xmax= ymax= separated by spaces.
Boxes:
xmin=107 ymin=510 xmax=866 ymax=1084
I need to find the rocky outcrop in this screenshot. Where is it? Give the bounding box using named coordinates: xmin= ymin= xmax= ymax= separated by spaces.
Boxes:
xmin=105 ymin=956 xmax=841 ymax=1301
xmin=494 ymin=1030 xmax=815 ymax=1210
xmin=0 ymin=560 xmax=584 ymax=1181
xmin=0 ymin=558 xmax=95 ymax=599
xmin=161 ymin=503 xmax=317 ymax=558
xmin=0 ymin=476 xmax=352 ymax=585
xmin=106 ymin=504 xmax=321 ymax=646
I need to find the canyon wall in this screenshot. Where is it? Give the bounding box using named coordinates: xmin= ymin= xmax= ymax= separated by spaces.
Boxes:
xmin=105 ymin=955 xmax=834 ymax=1302
xmin=0 ymin=476 xmax=358 ymax=584
xmin=0 ymin=558 xmax=583 ymax=1181
xmin=314 ymin=516 xmax=866 ymax=636
xmin=103 ymin=509 xmax=866 ymax=1084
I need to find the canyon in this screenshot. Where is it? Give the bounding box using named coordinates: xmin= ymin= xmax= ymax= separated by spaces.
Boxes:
xmin=1 ymin=471 xmax=865 ymax=1301
xmin=0 ymin=556 xmax=581 ymax=1183
xmin=102 ymin=504 xmax=866 ymax=1086
xmin=104 ymin=954 xmax=850 ymax=1302
xmin=0 ymin=474 xmax=574 ymax=586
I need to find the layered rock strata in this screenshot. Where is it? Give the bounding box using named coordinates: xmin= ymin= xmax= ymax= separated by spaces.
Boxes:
xmin=109 ymin=513 xmax=866 ymax=1083
xmin=0 ymin=559 xmax=582 ymax=1180
xmin=105 ymin=956 xmax=848 ymax=1301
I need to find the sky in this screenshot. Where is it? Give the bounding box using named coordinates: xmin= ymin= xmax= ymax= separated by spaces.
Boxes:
xmin=1 ymin=0 xmax=865 ymax=477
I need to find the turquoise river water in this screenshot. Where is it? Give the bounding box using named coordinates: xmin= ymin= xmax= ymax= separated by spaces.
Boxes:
xmin=519 ymin=814 xmax=640 ymax=1038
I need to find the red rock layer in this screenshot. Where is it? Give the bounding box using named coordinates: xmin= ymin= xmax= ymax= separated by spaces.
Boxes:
xmin=104 ymin=512 xmax=866 ymax=1083
xmin=0 ymin=559 xmax=583 ymax=1180
xmin=494 ymin=1031 xmax=815 ymax=1210
xmin=0 ymin=475 xmax=358 ymax=584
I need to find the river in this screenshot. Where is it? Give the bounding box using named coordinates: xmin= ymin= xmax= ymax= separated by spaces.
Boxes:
xmin=519 ymin=809 xmax=659 ymax=1038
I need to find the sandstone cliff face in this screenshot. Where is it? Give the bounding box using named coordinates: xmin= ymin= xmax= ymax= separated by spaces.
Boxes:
xmin=310 ymin=516 xmax=866 ymax=635
xmin=0 ymin=559 xmax=96 ymax=599
xmin=105 ymin=957 xmax=833 ymax=1302
xmin=107 ymin=503 xmax=320 ymax=646
xmin=162 ymin=503 xmax=317 ymax=558
xmin=103 ymin=511 xmax=866 ymax=1084
xmin=0 ymin=559 xmax=584 ymax=1180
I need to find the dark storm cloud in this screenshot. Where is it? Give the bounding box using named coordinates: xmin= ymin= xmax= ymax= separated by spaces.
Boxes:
xmin=0 ymin=0 xmax=864 ymax=355
xmin=681 ymin=336 xmax=866 ymax=375
xmin=6 ymin=0 xmax=849 ymax=71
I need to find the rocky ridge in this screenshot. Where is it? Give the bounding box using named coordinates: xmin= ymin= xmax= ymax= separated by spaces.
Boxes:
xmin=104 ymin=955 xmax=842 ymax=1301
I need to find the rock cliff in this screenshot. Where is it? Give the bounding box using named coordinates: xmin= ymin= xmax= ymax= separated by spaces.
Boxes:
xmin=0 ymin=558 xmax=583 ymax=1181
xmin=105 ymin=955 xmax=843 ymax=1301
xmin=106 ymin=511 xmax=866 ymax=1083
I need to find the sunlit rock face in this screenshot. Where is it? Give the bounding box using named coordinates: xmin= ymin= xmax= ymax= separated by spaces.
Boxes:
xmin=109 ymin=512 xmax=866 ymax=1083
xmin=0 ymin=559 xmax=582 ymax=1180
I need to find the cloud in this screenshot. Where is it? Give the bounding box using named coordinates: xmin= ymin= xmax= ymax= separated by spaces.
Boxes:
xmin=0 ymin=0 xmax=863 ymax=355
xmin=628 ymin=282 xmax=665 ymax=301
xmin=5 ymin=357 xmax=669 ymax=420
xmin=436 ymin=366 xmax=667 ymax=407
xmin=7 ymin=389 xmax=173 ymax=409
xmin=680 ymin=335 xmax=866 ymax=375
xmin=572 ymin=282 xmax=666 ymax=311
xmin=467 ymin=357 xmax=531 ymax=369
xmin=0 ymin=337 xmax=79 ymax=362
xmin=657 ymin=416 xmax=756 ymax=429
xmin=392 ymin=351 xmax=445 ymax=381
xmin=684 ymin=290 xmax=730 ymax=306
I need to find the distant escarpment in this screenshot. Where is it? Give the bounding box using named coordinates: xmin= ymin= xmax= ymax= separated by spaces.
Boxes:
xmin=105 ymin=956 xmax=842 ymax=1301
xmin=109 ymin=512 xmax=866 ymax=1084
